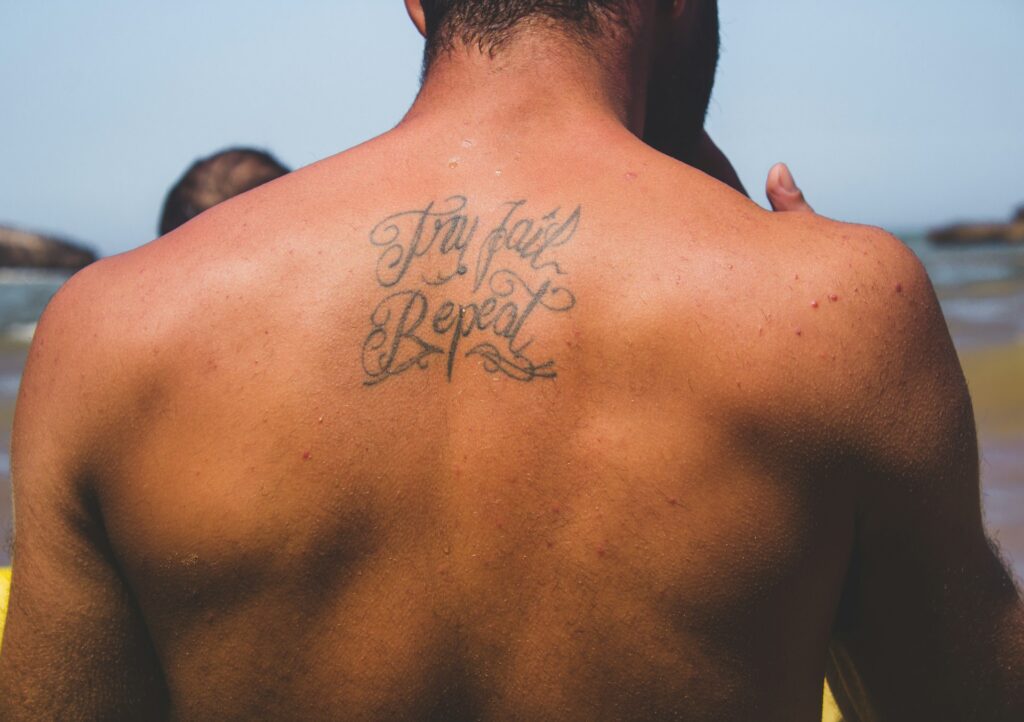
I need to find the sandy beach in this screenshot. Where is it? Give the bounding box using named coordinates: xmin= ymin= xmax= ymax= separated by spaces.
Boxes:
xmin=961 ymin=341 xmax=1024 ymax=579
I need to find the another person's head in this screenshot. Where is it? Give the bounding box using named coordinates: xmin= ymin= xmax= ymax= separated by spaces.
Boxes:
xmin=159 ymin=148 xmax=290 ymax=235
xmin=406 ymin=0 xmax=719 ymax=156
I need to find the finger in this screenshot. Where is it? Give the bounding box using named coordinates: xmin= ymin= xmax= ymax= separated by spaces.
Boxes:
xmin=766 ymin=163 xmax=814 ymax=213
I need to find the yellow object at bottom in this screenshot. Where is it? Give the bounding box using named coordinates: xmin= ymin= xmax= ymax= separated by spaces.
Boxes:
xmin=0 ymin=566 xmax=9 ymax=655
xmin=822 ymin=681 xmax=844 ymax=721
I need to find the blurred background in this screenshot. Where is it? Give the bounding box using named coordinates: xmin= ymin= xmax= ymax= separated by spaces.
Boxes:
xmin=0 ymin=1 xmax=1021 ymax=568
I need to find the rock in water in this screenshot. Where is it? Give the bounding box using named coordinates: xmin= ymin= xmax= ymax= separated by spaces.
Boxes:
xmin=0 ymin=225 xmax=97 ymax=269
xmin=928 ymin=204 xmax=1024 ymax=246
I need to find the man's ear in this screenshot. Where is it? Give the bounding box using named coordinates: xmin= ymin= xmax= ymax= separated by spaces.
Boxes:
xmin=405 ymin=0 xmax=428 ymax=38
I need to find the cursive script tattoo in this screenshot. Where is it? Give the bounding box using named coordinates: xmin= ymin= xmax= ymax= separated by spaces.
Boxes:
xmin=362 ymin=196 xmax=579 ymax=385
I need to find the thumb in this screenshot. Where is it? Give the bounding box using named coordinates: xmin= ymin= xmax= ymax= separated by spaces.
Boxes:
xmin=766 ymin=163 xmax=814 ymax=213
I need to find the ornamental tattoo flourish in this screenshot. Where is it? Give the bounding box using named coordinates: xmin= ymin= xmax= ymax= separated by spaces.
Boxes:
xmin=362 ymin=195 xmax=579 ymax=385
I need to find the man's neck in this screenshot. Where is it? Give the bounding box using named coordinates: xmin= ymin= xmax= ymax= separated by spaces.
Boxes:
xmin=401 ymin=28 xmax=650 ymax=139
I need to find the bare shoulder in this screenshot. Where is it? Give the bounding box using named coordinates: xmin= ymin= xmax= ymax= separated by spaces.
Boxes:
xmin=752 ymin=213 xmax=972 ymax=477
xmin=777 ymin=213 xmax=957 ymax=387
xmin=26 ymin=255 xmax=139 ymax=392
xmin=20 ymin=212 xmax=245 ymax=427
xmin=5 ymin=252 xmax=176 ymax=721
xmin=18 ymin=254 xmax=158 ymax=446
xmin=580 ymin=142 xmax=956 ymax=434
xmin=27 ymin=139 xmax=380 ymax=398
xmin=636 ymin=153 xmax=945 ymax=369
xmin=791 ymin=228 xmax=1024 ymax=722
xmin=642 ymin=184 xmax=971 ymax=462
xmin=776 ymin=212 xmax=929 ymax=297
xmin=30 ymin=239 xmax=185 ymax=360
xmin=786 ymin=214 xmax=938 ymax=332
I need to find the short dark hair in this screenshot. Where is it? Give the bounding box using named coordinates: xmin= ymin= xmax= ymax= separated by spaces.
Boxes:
xmin=159 ymin=147 xmax=290 ymax=235
xmin=420 ymin=0 xmax=631 ymax=66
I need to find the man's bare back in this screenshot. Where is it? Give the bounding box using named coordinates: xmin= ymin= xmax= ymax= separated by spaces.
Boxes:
xmin=3 ymin=2 xmax=1023 ymax=720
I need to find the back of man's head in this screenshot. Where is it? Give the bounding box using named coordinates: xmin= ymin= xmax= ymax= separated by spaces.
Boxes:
xmin=420 ymin=0 xmax=632 ymax=66
xmin=159 ymin=147 xmax=290 ymax=235
xmin=417 ymin=0 xmax=719 ymax=157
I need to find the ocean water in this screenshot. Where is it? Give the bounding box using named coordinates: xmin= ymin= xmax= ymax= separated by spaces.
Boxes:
xmin=908 ymin=234 xmax=1024 ymax=350
xmin=0 ymin=238 xmax=1021 ymax=572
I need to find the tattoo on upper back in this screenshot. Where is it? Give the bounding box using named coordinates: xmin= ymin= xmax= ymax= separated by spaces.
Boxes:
xmin=362 ymin=195 xmax=579 ymax=385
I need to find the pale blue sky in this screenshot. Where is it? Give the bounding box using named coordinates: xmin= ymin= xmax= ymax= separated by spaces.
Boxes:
xmin=1 ymin=0 xmax=1021 ymax=256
